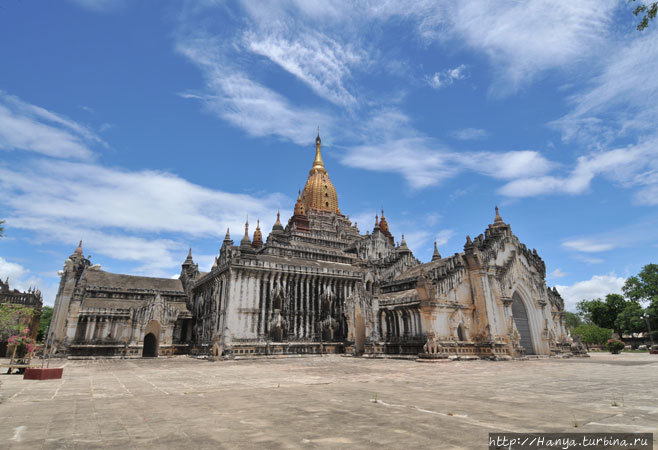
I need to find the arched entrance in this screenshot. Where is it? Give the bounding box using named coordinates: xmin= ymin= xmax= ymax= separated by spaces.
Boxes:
xmin=457 ymin=324 xmax=466 ymax=341
xmin=511 ymin=293 xmax=534 ymax=355
xmin=354 ymin=312 xmax=366 ymax=355
xmin=142 ymin=333 xmax=158 ymax=357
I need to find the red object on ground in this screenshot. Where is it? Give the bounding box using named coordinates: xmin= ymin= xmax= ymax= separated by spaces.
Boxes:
xmin=23 ymin=368 xmax=63 ymax=380
xmin=650 ymin=350 xmax=658 ymax=355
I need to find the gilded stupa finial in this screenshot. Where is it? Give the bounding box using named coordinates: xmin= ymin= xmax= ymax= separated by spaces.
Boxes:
xmin=311 ymin=129 xmax=325 ymax=173
xmin=300 ymin=132 xmax=340 ymax=214
xmin=252 ymin=219 xmax=263 ymax=249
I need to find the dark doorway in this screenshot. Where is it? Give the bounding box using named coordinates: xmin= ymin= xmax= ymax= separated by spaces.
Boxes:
xmin=142 ymin=333 xmax=158 ymax=357
xmin=457 ymin=324 xmax=465 ymax=341
xmin=512 ymin=293 xmax=534 ymax=355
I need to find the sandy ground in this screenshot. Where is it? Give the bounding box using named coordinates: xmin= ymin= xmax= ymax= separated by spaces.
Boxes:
xmin=1 ymin=353 xmax=656 ymax=449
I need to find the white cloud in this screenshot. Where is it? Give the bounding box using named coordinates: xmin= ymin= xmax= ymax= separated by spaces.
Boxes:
xmin=176 ymin=37 xmax=333 ymax=145
xmin=555 ymin=274 xmax=625 ymax=312
xmin=342 ymin=110 xmax=555 ymax=189
xmin=549 ymin=268 xmax=566 ymax=278
xmin=574 ymin=256 xmax=604 ymax=265
xmin=235 ymin=1 xmax=616 ymax=96
xmin=0 ymin=94 xmax=289 ymax=277
xmin=435 ymin=229 xmax=454 ymax=246
xmin=427 ymin=64 xmax=468 ymax=90
xmin=498 ymin=138 xmax=658 ymax=199
xmin=563 ymin=240 xmax=616 ymax=253
xmin=245 ymin=29 xmax=363 ymax=106
xmin=450 ymin=128 xmax=489 ymax=141
xmin=0 ymin=160 xmax=285 ymax=236
xmin=342 ymin=136 xmax=457 ymax=189
xmin=0 ymin=257 xmax=59 ymax=306
xmin=69 ymin=0 xmax=126 ymax=12
xmin=0 ymin=159 xmax=287 ymax=275
xmin=460 ymin=150 xmax=555 ymax=181
xmin=552 ymin=30 xmax=658 ymax=146
xmin=0 ymin=91 xmax=104 ymax=159
xmin=560 ymin=217 xmax=658 ymax=258
xmin=0 ymin=257 xmax=27 ymax=282
xmin=400 ymin=230 xmax=431 ymax=254
xmin=443 ymin=0 xmax=617 ymax=96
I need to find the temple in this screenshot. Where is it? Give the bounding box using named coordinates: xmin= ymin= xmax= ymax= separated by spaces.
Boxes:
xmin=49 ymin=133 xmax=572 ymax=359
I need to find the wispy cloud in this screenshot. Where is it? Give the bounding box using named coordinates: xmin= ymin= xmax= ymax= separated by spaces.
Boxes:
xmin=552 ymin=29 xmax=658 ymax=147
xmin=443 ymin=0 xmax=617 ymax=96
xmin=234 ymin=1 xmax=616 ymax=96
xmin=69 ymin=0 xmax=126 ymax=13
xmin=244 ymin=28 xmax=363 ymax=107
xmin=435 ymin=229 xmax=454 ymax=246
xmin=549 ymin=268 xmax=567 ymax=278
xmin=427 ymin=64 xmax=468 ymax=90
xmin=563 ymin=240 xmax=616 ymax=253
xmin=0 ymin=91 xmax=104 ymax=160
xmin=560 ymin=217 xmax=658 ymax=256
xmin=450 ymin=128 xmax=489 ymax=141
xmin=177 ymin=37 xmax=333 ymax=145
xmin=0 ymin=159 xmax=287 ymax=275
xmin=342 ymin=110 xmax=555 ymax=189
xmin=498 ymin=138 xmax=658 ymax=200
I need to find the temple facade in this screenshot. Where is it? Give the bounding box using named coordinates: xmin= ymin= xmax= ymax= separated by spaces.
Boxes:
xmin=49 ymin=134 xmax=572 ymax=359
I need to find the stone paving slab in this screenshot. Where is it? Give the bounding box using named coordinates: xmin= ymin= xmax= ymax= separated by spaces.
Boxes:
xmin=1 ymin=353 xmax=657 ymax=449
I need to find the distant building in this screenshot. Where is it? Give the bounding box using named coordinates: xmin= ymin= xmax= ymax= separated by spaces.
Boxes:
xmin=0 ymin=279 xmax=42 ymax=356
xmin=49 ymin=134 xmax=572 ymax=359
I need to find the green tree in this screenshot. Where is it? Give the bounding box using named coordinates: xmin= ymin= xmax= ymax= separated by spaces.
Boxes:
xmin=615 ymin=301 xmax=646 ymax=335
xmin=572 ymin=324 xmax=613 ymax=349
xmin=623 ymin=263 xmax=658 ymax=330
xmin=37 ymin=306 xmax=53 ymax=342
xmin=0 ymin=219 xmax=4 ymax=237
xmin=632 ymin=1 xmax=658 ymax=30
xmin=623 ymin=264 xmax=658 ymax=304
xmin=577 ymin=294 xmax=629 ymax=338
xmin=565 ymin=311 xmax=582 ymax=330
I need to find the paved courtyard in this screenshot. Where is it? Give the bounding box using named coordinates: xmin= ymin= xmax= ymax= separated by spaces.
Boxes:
xmin=1 ymin=353 xmax=656 ymax=449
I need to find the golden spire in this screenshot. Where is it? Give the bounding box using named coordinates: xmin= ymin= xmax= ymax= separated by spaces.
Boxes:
xmin=310 ymin=130 xmax=326 ymax=174
xmin=252 ymin=219 xmax=263 ymax=248
xmin=294 ymin=190 xmax=306 ymax=215
xmin=300 ymin=132 xmax=341 ymax=214
xmin=379 ymin=210 xmax=390 ymax=234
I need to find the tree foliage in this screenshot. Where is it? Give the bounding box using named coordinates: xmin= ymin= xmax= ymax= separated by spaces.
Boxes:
xmin=572 ymin=324 xmax=613 ymax=348
xmin=565 ymin=311 xmax=582 ymax=330
xmin=623 ymin=263 xmax=658 ymax=330
xmin=577 ymin=294 xmax=629 ymax=337
xmin=615 ymin=301 xmax=646 ymax=335
xmin=632 ymin=1 xmax=658 ymax=30
xmin=37 ymin=306 xmax=53 ymax=342
xmin=623 ymin=264 xmax=658 ymax=304
xmin=0 ymin=219 xmax=4 ymax=237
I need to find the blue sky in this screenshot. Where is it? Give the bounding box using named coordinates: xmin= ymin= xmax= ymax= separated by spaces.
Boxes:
xmin=1 ymin=0 xmax=657 ymax=310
